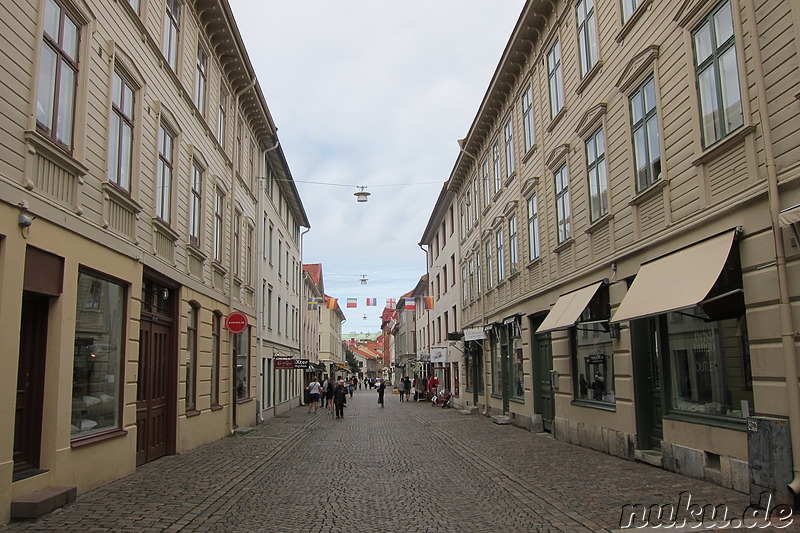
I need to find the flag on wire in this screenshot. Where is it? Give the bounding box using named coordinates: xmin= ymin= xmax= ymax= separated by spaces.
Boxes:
xmin=403 ymin=297 xmax=416 ymax=311
xmin=347 ymin=298 xmax=358 ymax=308
xmin=326 ymin=298 xmax=338 ymax=309
xmin=366 ymin=298 xmax=377 ymax=306
xmin=307 ymin=297 xmax=319 ymax=310
xmin=424 ymin=296 xmax=434 ymax=310
xmin=385 ymin=298 xmax=396 ymax=308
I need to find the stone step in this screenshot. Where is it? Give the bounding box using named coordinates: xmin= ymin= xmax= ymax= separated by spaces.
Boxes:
xmin=11 ymin=486 xmax=77 ymax=519
xmin=634 ymin=449 xmax=663 ymax=467
xmin=491 ymin=415 xmax=511 ymax=425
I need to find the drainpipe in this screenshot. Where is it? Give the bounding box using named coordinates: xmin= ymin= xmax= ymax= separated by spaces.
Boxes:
xmin=228 ymin=78 xmax=256 ymax=433
xmin=743 ymin=0 xmax=800 ymax=496
xmin=299 ymin=225 xmax=310 ymax=408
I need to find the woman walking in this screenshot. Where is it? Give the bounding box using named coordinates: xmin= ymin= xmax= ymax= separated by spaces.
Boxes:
xmin=307 ymin=378 xmax=321 ymax=413
xmin=334 ymin=379 xmax=348 ymax=419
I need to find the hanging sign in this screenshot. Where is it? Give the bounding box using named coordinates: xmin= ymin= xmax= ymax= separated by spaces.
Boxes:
xmin=464 ymin=327 xmax=487 ymax=341
xmin=274 ymin=359 xmax=309 ymax=370
xmin=225 ymin=311 xmax=249 ymax=334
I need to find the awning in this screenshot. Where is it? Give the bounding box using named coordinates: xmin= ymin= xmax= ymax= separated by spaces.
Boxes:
xmin=611 ymin=230 xmax=736 ymax=323
xmin=536 ymin=281 xmax=604 ymax=333
xmin=779 ymin=204 xmax=800 ymax=226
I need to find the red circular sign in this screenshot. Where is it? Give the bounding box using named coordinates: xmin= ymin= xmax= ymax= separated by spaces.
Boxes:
xmin=225 ymin=311 xmax=249 ymax=334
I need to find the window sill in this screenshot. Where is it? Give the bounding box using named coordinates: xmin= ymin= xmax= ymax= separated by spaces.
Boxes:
xmin=210 ymin=404 xmax=223 ymax=411
xmin=692 ymin=125 xmax=756 ymax=167
xmin=521 ymin=145 xmax=538 ymax=164
xmin=628 ymin=178 xmax=667 ymax=206
xmin=236 ymin=397 xmax=253 ymax=405
xmin=663 ymin=411 xmax=747 ymax=431
xmin=526 ymin=256 xmax=543 ymax=269
xmin=576 ymin=61 xmax=603 ymax=96
xmin=152 ymin=217 xmax=180 ymax=242
xmin=25 ymin=130 xmax=88 ymax=178
xmin=504 ymin=171 xmax=516 ymax=187
xmin=571 ymin=399 xmax=617 ymax=412
xmin=510 ymin=397 xmax=525 ymax=404
xmin=102 ymin=182 xmax=142 ymax=214
xmin=615 ymin=0 xmax=653 ymax=43
xmin=211 ymin=261 xmax=227 ymax=276
xmin=187 ymin=242 xmax=207 ymax=262
xmin=546 ymin=106 xmax=567 ymax=133
xmin=185 ymin=409 xmax=201 ymax=418
xmin=554 ymin=238 xmax=573 ymax=254
xmin=585 ymin=213 xmax=613 ymax=235
xmin=70 ymin=428 xmax=128 ymax=448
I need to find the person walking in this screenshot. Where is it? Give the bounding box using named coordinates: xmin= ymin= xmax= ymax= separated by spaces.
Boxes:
xmin=348 ymin=378 xmax=355 ymax=398
xmin=307 ymin=378 xmax=321 ymax=413
xmin=333 ymin=379 xmax=348 ymax=419
xmin=403 ymin=376 xmax=412 ymax=402
xmin=377 ymin=379 xmax=386 ymax=408
xmin=398 ymin=380 xmax=406 ymax=402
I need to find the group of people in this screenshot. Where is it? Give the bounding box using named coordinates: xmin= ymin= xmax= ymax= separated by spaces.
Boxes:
xmin=306 ymin=376 xmax=358 ymax=419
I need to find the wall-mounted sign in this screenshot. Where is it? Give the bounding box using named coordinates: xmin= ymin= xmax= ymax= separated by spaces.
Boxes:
xmin=225 ymin=311 xmax=249 ymax=334
xmin=464 ymin=327 xmax=487 ymax=341
xmin=274 ymin=359 xmax=309 ymax=370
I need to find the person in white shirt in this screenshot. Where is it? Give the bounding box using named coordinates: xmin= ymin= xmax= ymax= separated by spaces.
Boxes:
xmin=307 ymin=378 xmax=322 ymax=413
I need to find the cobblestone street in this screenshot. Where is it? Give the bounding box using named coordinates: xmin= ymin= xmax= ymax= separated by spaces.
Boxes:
xmin=2 ymin=389 xmax=797 ymax=533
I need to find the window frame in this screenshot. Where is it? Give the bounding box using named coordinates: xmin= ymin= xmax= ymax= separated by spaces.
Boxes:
xmin=527 ymin=194 xmax=540 ymax=260
xmin=521 ymin=85 xmax=535 ymax=152
xmin=186 ymin=303 xmax=199 ymax=412
xmin=155 ymin=123 xmax=175 ymax=223
xmin=108 ymin=69 xmax=135 ymax=192
xmin=630 ymin=75 xmax=662 ymax=193
xmin=504 ymin=118 xmax=515 ymax=177
xmin=554 ymin=165 xmax=571 ymax=244
xmin=576 ymin=0 xmax=599 ymax=78
xmin=586 ymin=127 xmax=608 ymax=222
xmin=194 ymin=43 xmax=208 ymax=116
xmin=162 ymin=0 xmax=180 ymax=71
xmin=547 ymin=39 xmax=565 ymax=119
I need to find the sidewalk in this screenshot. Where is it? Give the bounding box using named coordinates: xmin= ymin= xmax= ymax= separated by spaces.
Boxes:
xmin=2 ymin=389 xmax=797 ymax=532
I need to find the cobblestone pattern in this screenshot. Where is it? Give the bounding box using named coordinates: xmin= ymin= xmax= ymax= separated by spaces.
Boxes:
xmin=2 ymin=391 xmax=798 ymax=532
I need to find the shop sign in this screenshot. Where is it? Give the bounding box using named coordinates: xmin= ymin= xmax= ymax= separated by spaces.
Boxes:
xmin=225 ymin=311 xmax=249 ymax=334
xmin=464 ymin=327 xmax=487 ymax=341
xmin=274 ymin=359 xmax=309 ymax=369
xmin=431 ymin=348 xmax=447 ymax=363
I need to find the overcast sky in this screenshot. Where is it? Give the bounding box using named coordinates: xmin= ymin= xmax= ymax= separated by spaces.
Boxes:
xmin=228 ymin=1 xmax=526 ymax=333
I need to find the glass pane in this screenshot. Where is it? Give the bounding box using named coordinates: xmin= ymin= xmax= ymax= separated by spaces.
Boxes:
xmin=112 ymin=72 xmax=122 ymax=106
xmin=71 ymin=273 xmax=124 ymax=438
xmin=62 ymin=16 xmax=79 ymax=62
xmin=119 ymin=123 xmax=132 ymax=190
xmin=646 ymin=117 xmax=661 ymax=177
xmin=587 ymin=137 xmax=596 ymax=162
xmin=719 ymin=47 xmax=743 ymax=132
xmin=694 ymin=21 xmax=714 ymax=65
xmin=56 ymin=63 xmax=75 ymax=146
xmin=575 ymin=324 xmax=614 ymax=402
xmin=43 ymin=0 xmax=59 ymax=40
xmin=634 ymin=127 xmax=647 ymax=188
xmin=714 ymin=1 xmax=734 ymax=46
xmin=598 ymin=161 xmax=608 ymax=214
xmin=36 ymin=46 xmax=57 ymax=130
xmin=631 ymin=91 xmax=643 ymax=124
xmin=644 ymin=79 xmax=656 ymax=113
xmin=588 ymin=14 xmax=598 ymax=67
xmin=122 ymin=83 xmax=134 ymax=118
xmin=698 ymin=66 xmax=720 ymax=144
xmin=108 ymin=113 xmax=120 ymax=183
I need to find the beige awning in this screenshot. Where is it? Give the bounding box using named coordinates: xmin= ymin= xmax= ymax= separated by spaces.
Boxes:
xmin=536 ymin=281 xmax=604 ymax=333
xmin=779 ymin=204 xmax=800 ymax=227
xmin=611 ymin=230 xmax=736 ymax=323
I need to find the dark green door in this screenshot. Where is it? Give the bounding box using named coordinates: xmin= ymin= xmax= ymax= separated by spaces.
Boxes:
xmin=533 ymin=331 xmax=554 ymax=431
xmin=632 ymin=317 xmax=663 ymax=450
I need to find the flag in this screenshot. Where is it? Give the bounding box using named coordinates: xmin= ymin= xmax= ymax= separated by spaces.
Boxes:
xmin=385 ymin=298 xmax=396 ymax=308
xmin=347 ymin=298 xmax=357 ymax=308
xmin=307 ymin=297 xmax=319 ymax=310
xmin=366 ymin=298 xmax=377 ymax=306
xmin=424 ymin=296 xmax=434 ymax=310
xmin=326 ymin=298 xmax=338 ymax=309
xmin=403 ymin=297 xmax=416 ymax=311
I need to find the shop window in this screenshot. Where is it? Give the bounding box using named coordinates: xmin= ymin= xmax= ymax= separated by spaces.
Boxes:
xmin=491 ymin=329 xmax=502 ymax=396
xmin=71 ymin=271 xmax=125 ymax=439
xmin=235 ymin=326 xmax=250 ymax=401
xmin=511 ymin=330 xmax=524 ymax=400
xmin=572 ymin=285 xmax=614 ymax=404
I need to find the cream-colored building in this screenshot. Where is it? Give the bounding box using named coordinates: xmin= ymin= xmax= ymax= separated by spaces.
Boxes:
xmin=319 ymin=296 xmax=346 ymax=374
xmin=0 ymin=0 xmax=304 ymax=523
xmin=446 ymin=0 xmax=800 ymax=499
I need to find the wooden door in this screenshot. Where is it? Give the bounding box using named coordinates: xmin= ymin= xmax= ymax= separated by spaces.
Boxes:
xmin=136 ymin=319 xmax=171 ymax=465
xmin=14 ymin=294 xmax=49 ymax=473
xmin=534 ymin=332 xmax=554 ymax=432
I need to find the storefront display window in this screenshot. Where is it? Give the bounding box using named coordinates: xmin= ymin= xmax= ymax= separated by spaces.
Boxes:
xmin=235 ymin=327 xmax=250 ymax=401
xmin=491 ymin=330 xmax=502 ymax=395
xmin=573 ymin=321 xmax=614 ymax=403
xmin=511 ymin=337 xmax=524 ymax=399
xmin=71 ymin=271 xmax=125 ymax=438
xmin=665 ymin=308 xmax=753 ymax=419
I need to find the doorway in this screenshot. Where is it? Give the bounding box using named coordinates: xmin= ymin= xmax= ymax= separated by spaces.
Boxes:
xmin=632 ymin=316 xmax=664 ymax=450
xmin=14 ymin=293 xmax=49 ymax=476
xmin=531 ymin=316 xmax=554 ymax=432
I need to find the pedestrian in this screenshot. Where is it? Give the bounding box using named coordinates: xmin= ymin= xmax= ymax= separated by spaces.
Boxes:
xmin=420 ymin=376 xmax=428 ymax=401
xmin=403 ymin=376 xmax=411 ymax=401
xmin=307 ymin=378 xmax=321 ymax=413
xmin=398 ymin=380 xmax=406 ymax=402
xmin=348 ymin=378 xmax=355 ymax=398
xmin=428 ymin=374 xmax=439 ymax=399
xmin=334 ymin=379 xmax=348 ymax=419
xmin=326 ymin=377 xmax=336 ymax=411
xmin=377 ymin=379 xmax=385 ymax=408
xmin=320 ymin=378 xmax=330 ymax=411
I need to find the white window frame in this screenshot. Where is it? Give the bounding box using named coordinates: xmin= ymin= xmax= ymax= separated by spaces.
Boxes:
xmin=547 ymin=39 xmax=565 ymax=119
xmin=555 ymin=165 xmax=571 ymax=244
xmin=527 ymin=194 xmax=540 ymax=260
xmin=586 ymin=127 xmax=608 ymax=222
xmin=576 ymin=0 xmax=599 ymax=78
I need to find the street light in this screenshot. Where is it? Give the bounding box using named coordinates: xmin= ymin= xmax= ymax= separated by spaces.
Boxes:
xmin=354 ymin=186 xmax=370 ymax=202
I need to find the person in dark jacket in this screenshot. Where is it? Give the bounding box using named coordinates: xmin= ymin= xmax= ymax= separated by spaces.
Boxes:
xmin=333 ymin=379 xmax=348 ymax=419
xmin=377 ymin=379 xmax=386 ymax=408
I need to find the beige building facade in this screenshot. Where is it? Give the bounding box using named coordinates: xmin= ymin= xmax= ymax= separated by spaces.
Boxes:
xmin=0 ymin=0 xmax=305 ymax=523
xmin=446 ymin=0 xmax=800 ymax=498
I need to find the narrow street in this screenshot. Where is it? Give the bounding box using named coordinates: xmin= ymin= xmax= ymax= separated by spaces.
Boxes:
xmin=2 ymin=388 xmax=795 ymax=533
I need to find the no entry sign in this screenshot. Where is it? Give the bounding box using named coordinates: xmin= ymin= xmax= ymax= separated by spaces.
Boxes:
xmin=225 ymin=311 xmax=249 ymax=334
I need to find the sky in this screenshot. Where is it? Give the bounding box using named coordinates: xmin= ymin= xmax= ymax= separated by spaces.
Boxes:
xmin=227 ymin=1 xmax=527 ymax=333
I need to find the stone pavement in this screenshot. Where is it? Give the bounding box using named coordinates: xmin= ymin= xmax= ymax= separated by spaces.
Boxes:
xmin=2 ymin=388 xmax=798 ymax=533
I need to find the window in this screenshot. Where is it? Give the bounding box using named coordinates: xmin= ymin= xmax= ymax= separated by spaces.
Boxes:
xmin=631 ymin=76 xmax=662 ymax=192
xmin=492 ymin=142 xmax=501 ymax=193
xmin=234 ymin=326 xmax=250 ymax=401
xmin=555 ymin=165 xmax=571 ymax=244
xmin=465 ymin=190 xmax=472 ymax=231
xmin=162 ymin=0 xmax=180 ymax=70
xmin=522 ymin=85 xmax=535 ymax=152
xmin=451 ymin=255 xmax=456 ymax=286
xmin=475 ymin=252 xmax=482 ymax=296
xmin=128 ymin=0 xmax=140 ymax=12
xmin=527 ymin=194 xmax=540 ymax=260
xmin=693 ymin=0 xmax=743 ymax=148
xmin=482 ymin=157 xmax=490 ymax=207
xmin=491 ymin=329 xmax=502 ymax=395
xmin=262 ymin=212 xmax=268 ymax=259
xmin=547 ymin=40 xmax=565 ymax=119
xmin=186 ymin=304 xmax=199 ymax=411
xmin=267 ymin=286 xmax=273 ymax=330
xmin=576 ymin=0 xmax=599 ymax=78
xmin=485 ymin=240 xmax=493 ymax=290
xmin=246 ymin=225 xmax=254 ymax=285
xmin=71 ymin=271 xmax=125 ymax=438
xmin=472 ymin=175 xmax=480 ymax=219
xmin=236 ymin=118 xmax=243 ymax=173
xmin=573 ymin=287 xmax=614 ymax=404
xmin=213 ymin=186 xmax=224 ymax=262
xmin=108 ymin=70 xmax=134 ymax=192
xmin=622 ymin=0 xmax=644 ymax=22
xmin=509 ymin=215 xmax=518 ymax=270
xmin=277 ymin=296 xmax=282 ymax=334
xmin=211 ymin=312 xmax=220 ymax=406
xmin=504 ymin=119 xmax=515 ymax=176
xmin=278 ymin=239 xmax=283 ymax=276
xmin=496 ymin=229 xmax=505 ymax=283
xmin=468 ymin=259 xmax=474 ymax=302
xmin=268 ymin=224 xmax=274 ymax=264
xmin=189 ymin=160 xmax=203 ymax=246
xmin=156 ymin=124 xmax=174 ymax=223
xmin=217 ymin=88 xmax=228 ymax=147
xmin=443 ymin=266 xmax=448 ymax=294
xmin=586 ymin=127 xmax=608 ymax=221
xmin=194 ymin=44 xmax=207 ymax=115
xmin=36 ymin=0 xmax=80 ymax=150
xmin=233 ymin=211 xmax=241 ymax=277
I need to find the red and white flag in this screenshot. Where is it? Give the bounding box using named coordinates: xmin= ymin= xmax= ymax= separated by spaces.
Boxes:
xmin=347 ymin=298 xmax=357 ymax=308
